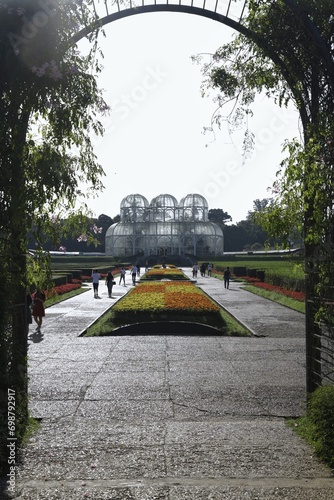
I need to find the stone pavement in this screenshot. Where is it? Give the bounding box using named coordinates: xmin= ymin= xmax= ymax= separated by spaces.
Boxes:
xmin=3 ymin=269 xmax=334 ymax=499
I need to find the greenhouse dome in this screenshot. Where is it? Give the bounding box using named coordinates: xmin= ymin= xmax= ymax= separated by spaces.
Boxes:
xmin=120 ymin=194 xmax=149 ymax=222
xmin=105 ymin=193 xmax=224 ymax=257
xmin=150 ymin=194 xmax=178 ymax=222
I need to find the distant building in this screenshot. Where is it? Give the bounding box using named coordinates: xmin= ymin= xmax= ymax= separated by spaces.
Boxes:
xmin=105 ymin=193 xmax=224 ymax=257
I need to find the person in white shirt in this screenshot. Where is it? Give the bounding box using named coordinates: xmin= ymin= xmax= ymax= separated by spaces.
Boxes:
xmin=131 ymin=266 xmax=137 ymax=285
xmin=119 ymin=267 xmax=126 ymax=286
xmin=91 ymin=269 xmax=101 ymax=298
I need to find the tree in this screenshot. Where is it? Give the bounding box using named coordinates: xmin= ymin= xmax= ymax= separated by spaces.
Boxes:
xmin=208 ymin=208 xmax=232 ymax=225
xmin=199 ymin=0 xmax=334 ymax=391
xmin=223 ymin=224 xmax=249 ymax=251
xmin=0 ymin=0 xmax=109 ymax=464
xmin=249 ymin=198 xmax=273 ymax=216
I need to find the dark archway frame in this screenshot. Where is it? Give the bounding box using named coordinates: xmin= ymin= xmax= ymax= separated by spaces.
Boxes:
xmin=71 ymin=1 xmax=334 ymax=393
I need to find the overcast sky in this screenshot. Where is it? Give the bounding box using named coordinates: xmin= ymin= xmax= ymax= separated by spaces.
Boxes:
xmin=78 ymin=10 xmax=301 ymax=224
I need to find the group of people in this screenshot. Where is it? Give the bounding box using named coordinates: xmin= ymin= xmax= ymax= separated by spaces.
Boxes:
xmin=92 ymin=268 xmax=119 ymax=298
xmin=192 ymin=262 xmax=213 ymax=278
xmin=192 ymin=262 xmax=231 ymax=288
xmin=92 ymin=265 xmax=134 ymax=298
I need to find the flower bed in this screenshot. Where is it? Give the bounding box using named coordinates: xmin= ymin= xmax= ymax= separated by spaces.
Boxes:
xmin=46 ymin=283 xmax=81 ymax=298
xmin=112 ymin=280 xmax=226 ymax=331
xmin=242 ymin=276 xmax=305 ymax=302
xmin=142 ymin=267 xmax=189 ymax=281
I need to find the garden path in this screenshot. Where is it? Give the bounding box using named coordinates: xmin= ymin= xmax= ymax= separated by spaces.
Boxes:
xmin=3 ymin=268 xmax=334 ymax=499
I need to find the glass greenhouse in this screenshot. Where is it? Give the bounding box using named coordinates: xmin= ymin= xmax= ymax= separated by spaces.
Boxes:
xmin=105 ymin=193 xmax=224 ymax=257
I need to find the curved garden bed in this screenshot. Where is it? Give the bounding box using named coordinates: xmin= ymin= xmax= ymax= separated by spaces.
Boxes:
xmin=85 ymin=280 xmax=250 ymax=337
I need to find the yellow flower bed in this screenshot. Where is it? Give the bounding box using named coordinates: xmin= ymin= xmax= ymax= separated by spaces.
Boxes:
xmin=145 ymin=268 xmax=184 ymax=276
xmin=113 ymin=281 xmax=220 ymax=314
xmin=114 ymin=292 xmax=166 ymax=311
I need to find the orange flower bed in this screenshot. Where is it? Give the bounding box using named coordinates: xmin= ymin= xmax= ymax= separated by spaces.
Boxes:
xmin=131 ymin=283 xmax=166 ymax=294
xmin=113 ymin=280 xmax=221 ymax=325
xmin=165 ymin=292 xmax=220 ymax=311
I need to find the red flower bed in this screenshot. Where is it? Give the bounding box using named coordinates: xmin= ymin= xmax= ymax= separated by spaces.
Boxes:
xmin=243 ymin=276 xmax=305 ymax=302
xmin=46 ymin=283 xmax=81 ymax=298
xmin=82 ymin=275 xmax=92 ymax=281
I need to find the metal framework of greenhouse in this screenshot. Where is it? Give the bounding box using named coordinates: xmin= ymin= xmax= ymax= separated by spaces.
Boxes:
xmin=105 ymin=193 xmax=224 ymax=257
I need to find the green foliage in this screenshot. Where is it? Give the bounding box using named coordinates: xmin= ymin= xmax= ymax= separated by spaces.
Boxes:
xmin=1 ymin=0 xmax=109 ymax=257
xmin=307 ymin=386 xmax=334 ymax=467
xmin=199 ymin=1 xmax=334 ymax=339
xmin=208 ymin=208 xmax=232 ymax=225
xmin=213 ymin=258 xmax=304 ymax=277
xmin=0 ymin=0 xmax=109 ymax=458
xmin=292 ymin=386 xmax=334 ymax=468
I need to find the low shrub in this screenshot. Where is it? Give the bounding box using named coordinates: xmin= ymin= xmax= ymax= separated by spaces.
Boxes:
xmin=265 ymin=272 xmax=305 ymax=293
xmin=247 ymin=268 xmax=257 ymax=278
xmin=233 ymin=266 xmax=247 ymax=277
xmin=307 ymin=386 xmax=334 ymax=467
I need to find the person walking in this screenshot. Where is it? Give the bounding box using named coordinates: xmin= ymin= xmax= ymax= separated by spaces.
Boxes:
xmin=131 ymin=265 xmax=138 ymax=285
xmin=32 ymin=288 xmax=46 ymax=333
xmin=207 ymin=263 xmax=212 ymax=277
xmin=119 ymin=267 xmax=126 ymax=286
xmin=224 ymin=267 xmax=231 ymax=289
xmin=105 ymin=271 xmax=115 ymax=298
xmin=91 ymin=269 xmax=101 ymax=298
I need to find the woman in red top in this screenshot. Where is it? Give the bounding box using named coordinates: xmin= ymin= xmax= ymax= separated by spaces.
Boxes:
xmin=32 ymin=289 xmax=46 ymax=333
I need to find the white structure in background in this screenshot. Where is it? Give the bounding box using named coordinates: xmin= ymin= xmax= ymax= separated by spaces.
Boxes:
xmin=105 ymin=193 xmax=224 ymax=257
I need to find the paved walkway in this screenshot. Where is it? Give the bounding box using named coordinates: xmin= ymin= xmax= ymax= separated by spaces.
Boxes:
xmin=3 ymin=270 xmax=334 ymax=499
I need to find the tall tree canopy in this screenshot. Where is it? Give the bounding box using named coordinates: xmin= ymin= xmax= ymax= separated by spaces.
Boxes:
xmin=0 ymin=0 xmax=108 ymax=461
xmin=199 ymin=0 xmax=334 ymax=391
